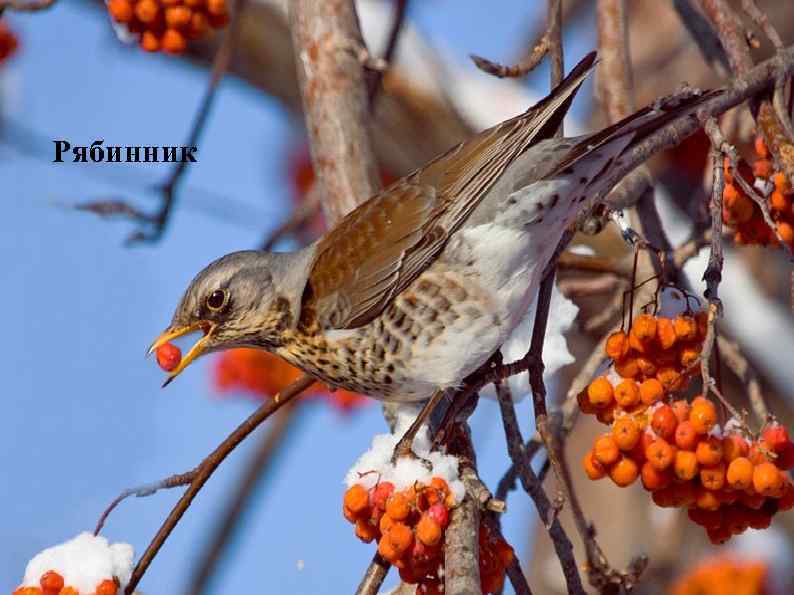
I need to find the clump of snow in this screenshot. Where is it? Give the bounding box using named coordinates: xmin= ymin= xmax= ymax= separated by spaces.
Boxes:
xmin=480 ymin=282 xmax=578 ymax=400
xmin=345 ymin=404 xmax=466 ymax=505
xmin=21 ymin=532 xmax=134 ymax=594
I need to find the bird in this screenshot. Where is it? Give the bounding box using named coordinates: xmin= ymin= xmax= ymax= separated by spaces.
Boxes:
xmin=150 ymin=52 xmax=715 ymax=418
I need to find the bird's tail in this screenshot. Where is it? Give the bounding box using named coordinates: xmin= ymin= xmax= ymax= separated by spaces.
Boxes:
xmin=551 ymin=88 xmax=721 ymax=179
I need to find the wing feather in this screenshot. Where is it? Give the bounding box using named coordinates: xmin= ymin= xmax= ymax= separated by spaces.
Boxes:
xmin=305 ymin=52 xmax=598 ymax=330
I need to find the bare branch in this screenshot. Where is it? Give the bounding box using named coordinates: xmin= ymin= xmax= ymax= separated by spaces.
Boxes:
xmin=354 ymin=554 xmax=391 ymax=595
xmin=470 ymin=0 xmax=561 ymax=79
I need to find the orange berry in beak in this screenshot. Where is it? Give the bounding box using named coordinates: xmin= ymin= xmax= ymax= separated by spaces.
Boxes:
xmin=156 ymin=342 xmax=182 ymax=372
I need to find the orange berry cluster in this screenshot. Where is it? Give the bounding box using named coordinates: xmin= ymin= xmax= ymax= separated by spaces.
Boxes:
xmin=106 ymin=0 xmax=228 ymax=54
xmin=12 ymin=571 xmax=117 ymax=595
xmin=722 ymin=136 xmax=794 ymax=249
xmin=343 ymin=479 xmax=513 ymax=594
xmin=670 ymin=556 xmax=769 ymax=595
xmin=580 ymin=313 xmax=794 ymax=544
xmin=583 ymin=395 xmax=794 ymax=544
xmin=580 ymin=312 xmax=707 ymax=425
xmin=0 ymin=20 xmax=18 ymax=63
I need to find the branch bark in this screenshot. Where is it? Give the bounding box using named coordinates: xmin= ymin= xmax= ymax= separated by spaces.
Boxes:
xmin=289 ymin=0 xmax=381 ymax=223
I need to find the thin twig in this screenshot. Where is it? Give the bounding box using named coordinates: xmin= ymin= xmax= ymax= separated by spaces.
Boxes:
xmin=366 ymin=0 xmax=408 ymax=107
xmin=123 ymin=375 xmax=315 ymax=595
xmin=94 ymin=471 xmax=196 ymax=536
xmin=494 ymin=373 xmax=585 ymax=595
xmin=470 ymin=0 xmax=561 ymax=79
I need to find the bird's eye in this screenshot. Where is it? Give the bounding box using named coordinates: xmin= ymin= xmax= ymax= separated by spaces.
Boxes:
xmin=207 ymin=289 xmax=229 ymax=312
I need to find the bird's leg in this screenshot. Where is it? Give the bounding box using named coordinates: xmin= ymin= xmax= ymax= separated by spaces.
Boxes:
xmin=391 ymin=389 xmax=446 ymax=463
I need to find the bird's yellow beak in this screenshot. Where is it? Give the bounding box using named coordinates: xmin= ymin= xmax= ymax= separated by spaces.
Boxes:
xmin=148 ymin=321 xmax=215 ymax=387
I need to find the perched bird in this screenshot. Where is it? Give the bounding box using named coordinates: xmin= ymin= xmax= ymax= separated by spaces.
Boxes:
xmin=150 ymin=52 xmax=713 ymax=407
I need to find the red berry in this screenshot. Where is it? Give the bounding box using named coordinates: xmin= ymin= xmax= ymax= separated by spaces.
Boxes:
xmin=371 ymin=481 xmax=395 ymax=510
xmin=762 ymin=424 xmax=790 ymax=453
xmin=156 ymin=342 xmax=182 ymax=372
xmin=427 ymin=503 xmax=449 ymax=528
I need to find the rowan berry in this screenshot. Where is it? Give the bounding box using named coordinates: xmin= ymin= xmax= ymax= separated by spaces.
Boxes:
xmin=674 ymin=421 xmax=698 ymax=451
xmin=753 ymin=462 xmax=784 ymax=497
xmin=344 ymin=484 xmax=370 ymax=517
xmin=655 ymin=317 xmax=677 ymax=350
xmin=416 ymin=515 xmax=442 ymax=546
xmin=355 ymin=519 xmax=378 ymax=543
xmin=140 ymin=30 xmax=160 ymax=52
xmin=107 ymin=0 xmax=134 ymax=23
xmin=641 ymin=461 xmax=673 ymax=491
xmin=696 ymin=436 xmax=723 ymax=466
xmin=696 ymin=486 xmax=721 ymax=511
xmin=165 ymin=6 xmax=193 ymax=29
xmin=155 ymin=341 xmax=182 ymax=372
xmin=761 ymin=423 xmax=791 ymax=453
xmin=770 ymin=190 xmax=791 ymax=213
xmin=639 ymin=378 xmax=664 ymax=405
xmin=207 ymin=0 xmax=226 ymax=15
xmin=384 ymin=522 xmax=413 ymax=557
xmin=651 ymin=405 xmax=677 ymax=441
xmin=674 ymin=450 xmax=699 ymax=481
xmin=427 ymin=502 xmax=449 ymax=528
xmin=38 ymin=571 xmax=64 ymax=593
xmin=612 ymin=416 xmax=641 ymax=451
xmin=656 ymin=366 xmax=682 ymax=393
xmin=135 ymin=0 xmax=159 ymax=23
xmin=689 ymin=399 xmax=717 ymax=434
xmin=593 ymin=434 xmax=620 ymax=466
xmin=595 ymin=404 xmax=616 ymax=424
xmin=753 ymin=158 xmax=773 ymax=178
xmin=726 ymin=457 xmax=754 ymax=490
xmin=605 ymin=331 xmax=630 ymax=361
xmin=371 ymin=481 xmax=395 ymax=510
xmin=679 ymin=344 xmax=701 ymax=369
xmin=614 ymin=380 xmax=640 ymax=408
xmin=700 ymin=463 xmax=726 ymax=491
xmin=778 ymin=222 xmax=794 ymax=247
xmin=386 ymin=493 xmax=411 ymax=521
xmin=632 ymin=314 xmax=657 ymax=341
xmin=609 ymin=456 xmax=639 ymax=487
xmin=614 ymin=357 xmax=640 ymax=379
xmin=635 ymin=356 xmax=658 ymax=378
xmin=673 ymin=315 xmax=698 ymax=341
xmin=162 ymin=29 xmax=187 ymax=53
xmin=587 ymin=376 xmax=614 ymax=408
xmin=646 ymin=439 xmax=675 ymax=470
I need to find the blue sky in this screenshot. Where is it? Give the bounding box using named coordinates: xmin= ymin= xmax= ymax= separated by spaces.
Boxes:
xmin=0 ymin=2 xmax=594 ymax=593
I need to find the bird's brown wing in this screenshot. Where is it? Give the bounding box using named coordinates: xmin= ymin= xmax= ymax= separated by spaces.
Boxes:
xmin=304 ymin=52 xmax=597 ymax=330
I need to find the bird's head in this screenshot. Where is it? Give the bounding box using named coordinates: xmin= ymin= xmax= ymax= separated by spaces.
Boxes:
xmin=149 ymin=248 xmax=315 ymax=386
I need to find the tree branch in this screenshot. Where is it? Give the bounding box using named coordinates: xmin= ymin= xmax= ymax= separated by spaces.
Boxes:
xmin=289 ymin=0 xmax=381 ymax=223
